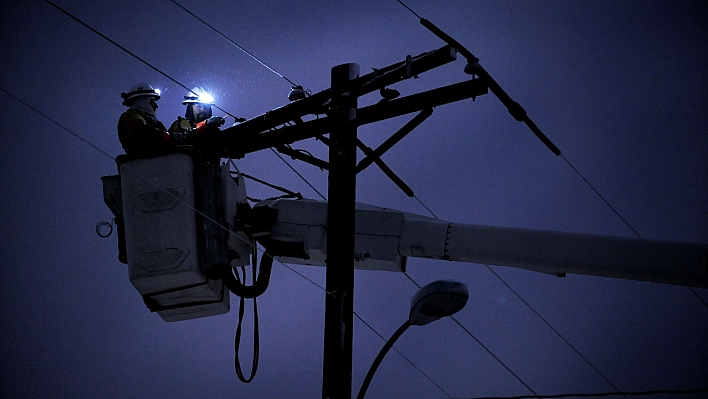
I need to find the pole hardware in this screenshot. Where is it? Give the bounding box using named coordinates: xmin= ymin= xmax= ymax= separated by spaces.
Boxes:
xmin=219 ymin=45 xmax=458 ymax=151
xmin=276 ymin=144 xmax=329 ymax=170
xmin=221 ymin=79 xmax=487 ymax=159
xmin=356 ymin=107 xmax=433 ymax=174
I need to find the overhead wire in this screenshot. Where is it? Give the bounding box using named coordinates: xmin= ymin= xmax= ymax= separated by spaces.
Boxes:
xmin=0 ymin=87 xmax=117 ymax=162
xmin=559 ymin=156 xmax=708 ymax=312
xmin=164 ymin=1 xmax=469 ymax=395
xmin=168 ymin=0 xmax=298 ymax=87
xmin=165 ymin=0 xmax=328 ymax=201
xmin=452 ymin=388 xmax=708 ymax=399
xmin=413 ymin=194 xmax=439 ymax=219
xmin=16 ymin=50 xmax=703 ymax=395
xmin=36 ymin=0 xmax=707 ymax=395
xmin=561 ymin=151 xmax=708 ymax=312
xmin=31 ymin=11 xmax=412 ymax=394
xmin=42 ymin=0 xmax=237 ymax=121
xmin=164 ymin=4 xmax=535 ymax=391
xmin=390 ymin=0 xmax=636 ymax=396
xmin=271 ymin=149 xmax=326 ymax=200
xmin=449 ymin=316 xmax=537 ymax=395
xmin=394 ymin=0 xmax=708 ymax=313
xmin=167 ymin=0 xmax=545 ymax=392
xmin=43 ymin=0 xmax=324 ymax=201
xmin=8 ymin=0 xmax=537 ymax=395
xmin=0 ymin=83 xmax=379 ymax=388
xmin=0 ymin=80 xmax=452 ymax=396
xmin=688 ymin=288 xmax=708 ymax=309
xmin=353 ymin=312 xmax=452 ymax=398
xmin=395 ymin=0 xmax=423 ymax=19
xmin=484 ymin=266 xmax=624 ymax=395
xmin=16 ymin=2 xmax=320 ymax=379
xmin=559 ymin=155 xmax=641 ymax=238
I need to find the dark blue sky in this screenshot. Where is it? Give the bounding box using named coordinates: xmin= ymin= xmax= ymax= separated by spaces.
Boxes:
xmin=1 ymin=1 xmax=707 ymax=398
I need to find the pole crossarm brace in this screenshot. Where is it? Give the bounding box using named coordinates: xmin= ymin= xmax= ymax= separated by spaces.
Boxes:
xmin=218 ymin=45 xmax=459 ymax=152
xmin=356 ymin=108 xmax=433 ymax=174
xmin=220 ymin=78 xmax=488 ymax=158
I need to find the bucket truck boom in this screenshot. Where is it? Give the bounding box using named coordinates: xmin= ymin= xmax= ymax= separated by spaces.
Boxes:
xmin=257 ymin=198 xmax=708 ymax=288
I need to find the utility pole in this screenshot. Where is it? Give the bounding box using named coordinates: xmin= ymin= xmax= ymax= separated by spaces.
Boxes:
xmin=322 ymin=63 xmax=359 ymax=399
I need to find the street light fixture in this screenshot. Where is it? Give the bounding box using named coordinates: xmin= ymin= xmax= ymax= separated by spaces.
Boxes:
xmin=356 ymin=280 xmax=469 ymax=399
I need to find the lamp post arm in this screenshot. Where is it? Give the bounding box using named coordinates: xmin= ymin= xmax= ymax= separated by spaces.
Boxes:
xmin=356 ymin=320 xmax=412 ymax=399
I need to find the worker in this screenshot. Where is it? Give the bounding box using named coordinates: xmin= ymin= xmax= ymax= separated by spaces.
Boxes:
xmin=169 ymin=87 xmax=225 ymax=137
xmin=168 ymin=86 xmax=225 ymax=160
xmin=117 ymin=82 xmax=176 ymax=156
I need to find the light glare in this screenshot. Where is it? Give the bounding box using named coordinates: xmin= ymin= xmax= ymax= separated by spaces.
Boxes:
xmin=199 ymin=92 xmax=214 ymax=104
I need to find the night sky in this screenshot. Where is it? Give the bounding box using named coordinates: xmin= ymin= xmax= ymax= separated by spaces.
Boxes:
xmin=1 ymin=1 xmax=707 ymax=398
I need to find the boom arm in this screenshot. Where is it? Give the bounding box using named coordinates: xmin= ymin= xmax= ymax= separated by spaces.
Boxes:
xmin=257 ymin=199 xmax=708 ymax=288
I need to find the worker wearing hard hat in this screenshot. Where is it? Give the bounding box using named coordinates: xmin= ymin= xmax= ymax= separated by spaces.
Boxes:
xmin=168 ymin=87 xmax=225 ymax=160
xmin=117 ymin=82 xmax=177 ymax=156
xmin=169 ymin=87 xmax=225 ymax=136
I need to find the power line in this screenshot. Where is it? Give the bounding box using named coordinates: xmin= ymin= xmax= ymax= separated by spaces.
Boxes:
xmin=559 ymin=155 xmax=641 ymax=238
xmin=42 ymin=0 xmax=237 ymax=121
xmin=403 ymin=194 xmax=626 ymax=397
xmin=0 ymin=87 xmax=115 ymax=161
xmin=399 ymin=210 xmax=538 ymax=392
xmin=353 ymin=312 xmax=452 ymax=398
xmin=484 ymin=266 xmax=625 ymax=396
xmin=0 ymin=83 xmax=451 ymax=398
xmin=164 ymin=0 xmax=327 ymax=201
xmin=562 ymin=152 xmax=707 ymax=312
xmin=688 ymin=287 xmax=708 ymax=309
xmin=385 ymin=3 xmax=620 ymax=386
xmin=270 ymin=149 xmax=326 ymax=200
xmin=451 ymin=388 xmax=708 ymax=399
xmin=413 ymin=194 xmax=439 ymax=219
xmin=1 ymin=84 xmax=323 ymax=306
xmin=43 ymin=0 xmax=325 ymax=201
xmin=396 ymin=0 xmax=423 ymax=19
xmin=37 ymin=2 xmax=453 ymax=394
xmin=163 ymin=5 xmax=468 ymax=393
xmin=40 ymin=1 xmax=707 ymax=395
xmin=168 ymin=0 xmax=298 ymax=87
xmin=392 ymin=0 xmax=635 ymax=237
xmin=449 ymin=315 xmax=537 ymax=395
xmin=396 ymin=0 xmax=708 ymax=333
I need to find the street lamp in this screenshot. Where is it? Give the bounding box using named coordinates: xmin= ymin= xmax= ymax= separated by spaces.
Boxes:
xmin=356 ymin=280 xmax=469 ymax=399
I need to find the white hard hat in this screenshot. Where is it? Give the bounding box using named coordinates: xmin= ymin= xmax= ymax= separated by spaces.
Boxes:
xmin=182 ymin=87 xmax=214 ymax=105
xmin=121 ymin=82 xmax=161 ymax=106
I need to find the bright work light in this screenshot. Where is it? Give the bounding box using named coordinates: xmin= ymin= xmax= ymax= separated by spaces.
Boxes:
xmin=199 ymin=92 xmax=214 ymax=104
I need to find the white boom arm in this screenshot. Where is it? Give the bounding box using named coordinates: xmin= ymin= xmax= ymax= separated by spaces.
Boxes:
xmin=258 ymin=199 xmax=708 ymax=288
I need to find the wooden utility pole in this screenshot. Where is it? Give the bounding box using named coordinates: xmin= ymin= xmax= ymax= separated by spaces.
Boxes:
xmin=322 ymin=63 xmax=359 ymax=399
